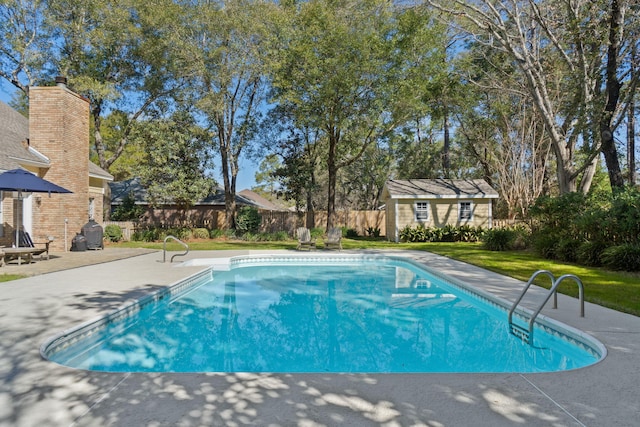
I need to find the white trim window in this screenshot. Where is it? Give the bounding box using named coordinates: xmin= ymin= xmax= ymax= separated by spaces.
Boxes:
xmin=415 ymin=201 xmax=429 ymax=221
xmin=459 ymin=201 xmax=473 ymax=221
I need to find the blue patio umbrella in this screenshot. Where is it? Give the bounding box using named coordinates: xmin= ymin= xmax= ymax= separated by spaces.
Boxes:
xmin=0 ymin=168 xmax=72 ymax=247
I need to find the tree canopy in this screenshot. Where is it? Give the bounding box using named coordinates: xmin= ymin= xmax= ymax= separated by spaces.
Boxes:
xmin=1 ymin=0 xmax=638 ymax=226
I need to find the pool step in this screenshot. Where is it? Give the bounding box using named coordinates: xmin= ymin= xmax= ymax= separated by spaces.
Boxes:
xmin=510 ymin=323 xmax=530 ymax=344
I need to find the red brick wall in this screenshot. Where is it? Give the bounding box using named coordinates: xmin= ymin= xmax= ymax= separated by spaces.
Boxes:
xmin=29 ymin=85 xmax=90 ymax=251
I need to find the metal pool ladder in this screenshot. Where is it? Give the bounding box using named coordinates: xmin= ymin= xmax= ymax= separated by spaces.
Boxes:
xmin=508 ymin=270 xmax=585 ymax=344
xmin=163 ymin=235 xmax=189 ymax=263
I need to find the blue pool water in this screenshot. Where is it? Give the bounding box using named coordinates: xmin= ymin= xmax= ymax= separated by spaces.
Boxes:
xmin=44 ymin=256 xmax=602 ymax=373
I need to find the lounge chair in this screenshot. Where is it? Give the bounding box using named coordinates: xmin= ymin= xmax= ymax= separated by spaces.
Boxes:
xmin=17 ymin=231 xmax=51 ymax=260
xmin=296 ymin=227 xmax=316 ymax=251
xmin=325 ymin=227 xmax=342 ymax=251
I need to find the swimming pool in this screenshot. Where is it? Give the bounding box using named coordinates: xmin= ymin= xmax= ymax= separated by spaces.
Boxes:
xmin=42 ymin=255 xmax=605 ymax=373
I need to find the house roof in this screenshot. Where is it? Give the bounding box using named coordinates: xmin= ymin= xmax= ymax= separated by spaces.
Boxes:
xmin=383 ymin=179 xmax=499 ymax=199
xmin=0 ymin=100 xmax=113 ymax=180
xmin=0 ymin=101 xmax=50 ymax=170
xmin=89 ymin=161 xmax=114 ymax=181
xmin=238 ymin=189 xmax=288 ymax=211
xmin=110 ymin=177 xmax=262 ymax=207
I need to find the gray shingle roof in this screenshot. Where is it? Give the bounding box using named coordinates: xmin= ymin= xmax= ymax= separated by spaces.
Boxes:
xmin=0 ymin=100 xmax=50 ymax=170
xmin=89 ymin=161 xmax=113 ymax=181
xmin=384 ymin=179 xmax=499 ymax=199
xmin=238 ymin=189 xmax=287 ymax=211
xmin=110 ymin=177 xmax=261 ymax=207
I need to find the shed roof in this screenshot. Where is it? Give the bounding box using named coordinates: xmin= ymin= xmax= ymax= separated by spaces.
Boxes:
xmin=384 ymin=179 xmax=499 ymax=199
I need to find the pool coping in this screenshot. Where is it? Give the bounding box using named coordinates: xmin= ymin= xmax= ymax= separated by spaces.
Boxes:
xmin=2 ymin=248 xmax=639 ymax=426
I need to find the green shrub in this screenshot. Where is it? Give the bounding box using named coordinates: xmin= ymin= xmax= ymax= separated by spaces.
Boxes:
xmin=400 ymin=225 xmax=434 ymax=242
xmin=242 ymin=232 xmax=259 ymax=242
xmin=345 ymin=228 xmax=358 ymax=238
xmin=192 ymin=228 xmax=210 ymax=239
xmin=577 ymin=240 xmax=608 ymax=266
xmin=271 ymin=231 xmax=290 ymax=241
xmin=110 ymin=192 xmax=145 ymax=221
xmin=209 ymin=229 xmax=225 ymax=239
xmin=400 ymin=225 xmax=486 ymax=243
xmin=532 ymin=233 xmax=558 ymax=259
xmin=510 ymin=225 xmax=530 ymax=250
xmin=163 ymin=227 xmax=192 ymax=241
xmin=608 ymin=188 xmax=640 ymax=244
xmin=458 ymin=225 xmax=483 ymax=242
xmin=104 ymin=224 xmax=123 ymax=242
xmin=236 ymin=206 xmax=262 ymax=235
xmin=365 ymin=227 xmax=381 ymax=238
xmin=135 ymin=228 xmax=159 ymax=242
xmin=601 ymin=244 xmax=640 ymax=271
xmin=310 ymin=227 xmax=325 ymax=239
xmin=439 ymin=224 xmax=458 ymax=242
xmin=482 ymin=228 xmax=514 ymax=251
xmin=555 ymin=238 xmax=582 ymax=262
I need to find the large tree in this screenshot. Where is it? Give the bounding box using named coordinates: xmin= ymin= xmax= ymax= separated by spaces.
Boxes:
xmin=180 ymin=0 xmax=273 ymax=229
xmin=427 ymin=0 xmax=640 ymax=194
xmin=270 ymin=0 xmax=444 ymax=229
xmin=0 ymin=0 xmax=184 ymax=171
xmin=130 ymin=111 xmax=215 ymax=210
xmin=0 ymin=0 xmax=50 ymax=95
xmin=48 ymin=0 xmax=185 ymax=171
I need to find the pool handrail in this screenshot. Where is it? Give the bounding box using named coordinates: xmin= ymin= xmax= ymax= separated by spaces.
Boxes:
xmin=163 ymin=235 xmax=189 ymax=263
xmin=509 ymin=270 xmax=585 ymax=344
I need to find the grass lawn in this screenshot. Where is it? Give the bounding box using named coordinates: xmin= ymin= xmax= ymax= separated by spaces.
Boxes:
xmin=113 ymin=237 xmax=640 ymax=316
xmin=0 ymin=274 xmax=27 ymax=283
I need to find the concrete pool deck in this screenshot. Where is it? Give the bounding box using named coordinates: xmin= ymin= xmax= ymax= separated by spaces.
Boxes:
xmin=0 ymin=249 xmax=638 ymax=426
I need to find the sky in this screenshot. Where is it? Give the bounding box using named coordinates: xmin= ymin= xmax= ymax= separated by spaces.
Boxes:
xmin=0 ymin=82 xmax=259 ymax=191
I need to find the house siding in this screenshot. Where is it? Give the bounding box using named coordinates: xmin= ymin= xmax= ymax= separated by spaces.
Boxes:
xmin=386 ymin=200 xmax=397 ymax=242
xmin=390 ymin=198 xmax=492 ymax=241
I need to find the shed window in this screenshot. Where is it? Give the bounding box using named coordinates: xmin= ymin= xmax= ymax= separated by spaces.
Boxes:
xmin=459 ymin=201 xmax=473 ymax=220
xmin=415 ymin=202 xmax=429 ymax=221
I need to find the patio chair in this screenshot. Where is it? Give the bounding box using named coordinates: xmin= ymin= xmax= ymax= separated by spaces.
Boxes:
xmin=17 ymin=231 xmax=51 ymax=260
xmin=325 ymin=227 xmax=343 ymax=251
xmin=296 ymin=227 xmax=316 ymax=251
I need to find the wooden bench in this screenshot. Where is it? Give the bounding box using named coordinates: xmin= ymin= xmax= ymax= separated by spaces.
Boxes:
xmin=2 ymin=247 xmax=40 ymax=266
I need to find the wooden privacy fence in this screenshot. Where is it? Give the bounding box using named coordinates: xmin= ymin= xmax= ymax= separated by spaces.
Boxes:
xmin=260 ymin=210 xmax=386 ymax=236
xmin=105 ymin=210 xmax=387 ymax=240
xmin=105 ymin=212 xmax=515 ymax=241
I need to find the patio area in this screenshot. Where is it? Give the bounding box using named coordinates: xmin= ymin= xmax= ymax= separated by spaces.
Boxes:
xmin=0 ymin=248 xmax=638 ymax=426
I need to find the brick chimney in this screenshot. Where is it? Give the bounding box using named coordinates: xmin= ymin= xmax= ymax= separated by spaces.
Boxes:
xmin=29 ymin=78 xmax=90 ymax=251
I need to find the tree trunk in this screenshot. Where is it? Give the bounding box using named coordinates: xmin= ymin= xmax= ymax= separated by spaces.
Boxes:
xmin=305 ymin=173 xmax=315 ymax=229
xmin=600 ymin=0 xmax=625 ymax=191
xmin=443 ymin=106 xmax=450 ymax=178
xmin=326 ymin=132 xmax=338 ymax=231
xmin=578 ymin=156 xmax=598 ymax=194
xmin=629 ymin=100 xmax=636 ymax=185
xmin=219 ymin=137 xmax=236 ymax=230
